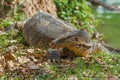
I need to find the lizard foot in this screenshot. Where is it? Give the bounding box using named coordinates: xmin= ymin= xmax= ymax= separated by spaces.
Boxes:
xmin=47 ymin=48 xmax=60 ymax=63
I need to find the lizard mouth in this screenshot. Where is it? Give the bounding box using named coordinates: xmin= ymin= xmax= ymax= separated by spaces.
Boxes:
xmin=50 ymin=40 xmax=93 ymax=48
xmin=66 ymin=43 xmax=93 ymax=57
xmin=50 ymin=41 xmax=93 ymax=57
xmin=49 ymin=29 xmax=93 ymax=57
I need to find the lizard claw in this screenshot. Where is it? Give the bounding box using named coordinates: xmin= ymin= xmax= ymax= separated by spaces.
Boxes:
xmin=47 ymin=48 xmax=60 ymax=63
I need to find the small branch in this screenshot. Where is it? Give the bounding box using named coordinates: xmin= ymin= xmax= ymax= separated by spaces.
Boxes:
xmin=103 ymin=43 xmax=120 ymax=54
xmin=89 ymin=0 xmax=120 ymax=11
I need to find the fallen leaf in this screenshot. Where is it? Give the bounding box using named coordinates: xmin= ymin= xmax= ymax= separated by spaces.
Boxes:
xmin=7 ymin=61 xmax=20 ymax=71
xmin=107 ymin=75 xmax=119 ymax=80
xmin=0 ymin=47 xmax=2 ymax=53
xmin=0 ymin=31 xmax=7 ymax=35
xmin=0 ymin=64 xmax=4 ymax=73
xmin=18 ymin=56 xmax=30 ymax=64
xmin=8 ymin=45 xmax=18 ymax=53
xmin=26 ymin=49 xmax=34 ymax=53
xmin=4 ymin=53 xmax=16 ymax=61
xmin=0 ymin=72 xmax=3 ymax=77
xmin=27 ymin=62 xmax=39 ymax=69
xmin=9 ymin=40 xmax=17 ymax=44
xmin=34 ymin=53 xmax=45 ymax=59
xmin=67 ymin=75 xmax=78 ymax=80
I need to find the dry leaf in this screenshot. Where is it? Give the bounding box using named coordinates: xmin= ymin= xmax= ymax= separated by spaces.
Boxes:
xmin=18 ymin=56 xmax=30 ymax=64
xmin=67 ymin=75 xmax=78 ymax=80
xmin=8 ymin=45 xmax=18 ymax=53
xmin=26 ymin=49 xmax=34 ymax=53
xmin=7 ymin=61 xmax=20 ymax=71
xmin=0 ymin=64 xmax=4 ymax=73
xmin=9 ymin=40 xmax=17 ymax=44
xmin=34 ymin=53 xmax=45 ymax=59
xmin=107 ymin=76 xmax=119 ymax=80
xmin=0 ymin=31 xmax=7 ymax=35
xmin=27 ymin=62 xmax=39 ymax=69
xmin=0 ymin=72 xmax=3 ymax=77
xmin=4 ymin=53 xmax=16 ymax=61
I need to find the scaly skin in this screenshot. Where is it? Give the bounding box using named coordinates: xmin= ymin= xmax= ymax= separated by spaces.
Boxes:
xmin=50 ymin=29 xmax=93 ymax=57
xmin=24 ymin=11 xmax=110 ymax=59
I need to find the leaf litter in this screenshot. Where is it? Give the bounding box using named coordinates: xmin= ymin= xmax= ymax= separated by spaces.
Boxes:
xmin=0 ymin=31 xmax=119 ymax=79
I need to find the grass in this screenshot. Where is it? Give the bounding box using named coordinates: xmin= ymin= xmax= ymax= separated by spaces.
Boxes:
xmin=0 ymin=29 xmax=120 ymax=80
xmin=0 ymin=12 xmax=120 ymax=80
xmin=97 ymin=13 xmax=120 ymax=48
xmin=36 ymin=52 xmax=120 ymax=80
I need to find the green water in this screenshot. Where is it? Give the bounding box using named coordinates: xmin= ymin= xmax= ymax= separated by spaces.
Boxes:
xmin=97 ymin=13 xmax=120 ymax=48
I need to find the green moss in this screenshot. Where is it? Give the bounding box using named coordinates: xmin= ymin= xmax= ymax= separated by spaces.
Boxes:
xmin=54 ymin=0 xmax=97 ymax=32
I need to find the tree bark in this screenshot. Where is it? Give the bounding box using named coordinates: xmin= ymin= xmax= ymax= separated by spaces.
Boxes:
xmin=23 ymin=0 xmax=57 ymax=17
xmin=0 ymin=0 xmax=57 ymax=18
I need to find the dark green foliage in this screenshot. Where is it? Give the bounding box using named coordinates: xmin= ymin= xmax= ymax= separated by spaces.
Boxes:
xmin=54 ymin=0 xmax=96 ymax=32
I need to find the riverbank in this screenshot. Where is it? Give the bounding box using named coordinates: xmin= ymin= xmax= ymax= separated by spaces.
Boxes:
xmin=97 ymin=13 xmax=120 ymax=48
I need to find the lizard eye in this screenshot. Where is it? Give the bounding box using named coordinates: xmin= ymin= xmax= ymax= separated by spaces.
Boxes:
xmin=75 ymin=37 xmax=78 ymax=41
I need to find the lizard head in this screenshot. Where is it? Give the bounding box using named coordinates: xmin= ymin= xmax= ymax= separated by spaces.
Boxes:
xmin=50 ymin=29 xmax=93 ymax=57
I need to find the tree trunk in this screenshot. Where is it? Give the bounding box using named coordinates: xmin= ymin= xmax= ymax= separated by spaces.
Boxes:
xmin=23 ymin=0 xmax=57 ymax=17
xmin=0 ymin=0 xmax=57 ymax=18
